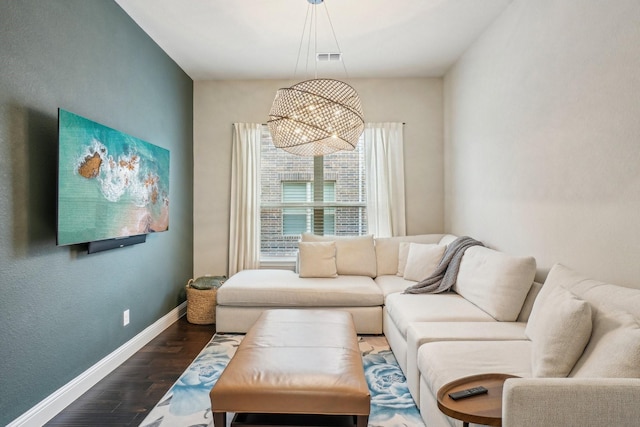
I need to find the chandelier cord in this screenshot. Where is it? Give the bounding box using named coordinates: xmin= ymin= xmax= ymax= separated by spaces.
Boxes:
xmin=293 ymin=4 xmax=311 ymax=79
xmin=314 ymin=4 xmax=318 ymax=79
xmin=322 ymin=1 xmax=349 ymax=79
xmin=294 ymin=1 xmax=345 ymax=80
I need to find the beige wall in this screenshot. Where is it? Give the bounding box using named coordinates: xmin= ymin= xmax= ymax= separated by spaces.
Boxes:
xmin=194 ymin=78 xmax=443 ymax=277
xmin=444 ymin=0 xmax=640 ymax=286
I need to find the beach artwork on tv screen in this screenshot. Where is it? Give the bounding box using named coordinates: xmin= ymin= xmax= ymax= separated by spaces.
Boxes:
xmin=57 ymin=109 xmax=170 ymax=246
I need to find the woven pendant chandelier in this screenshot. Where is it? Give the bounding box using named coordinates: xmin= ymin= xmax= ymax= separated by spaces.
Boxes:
xmin=268 ymin=0 xmax=364 ymax=157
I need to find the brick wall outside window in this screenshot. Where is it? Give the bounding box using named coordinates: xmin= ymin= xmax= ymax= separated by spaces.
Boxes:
xmin=260 ymin=126 xmax=367 ymax=258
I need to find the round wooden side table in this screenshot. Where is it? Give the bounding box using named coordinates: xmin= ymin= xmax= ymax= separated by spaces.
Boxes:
xmin=437 ymin=373 xmax=518 ymax=427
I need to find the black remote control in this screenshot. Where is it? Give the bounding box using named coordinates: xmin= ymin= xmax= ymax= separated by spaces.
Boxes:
xmin=448 ymin=386 xmax=488 ymax=400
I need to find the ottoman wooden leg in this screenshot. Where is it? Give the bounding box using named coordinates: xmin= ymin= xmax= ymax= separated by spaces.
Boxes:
xmin=356 ymin=414 xmax=368 ymax=427
xmin=213 ymin=411 xmax=226 ymax=427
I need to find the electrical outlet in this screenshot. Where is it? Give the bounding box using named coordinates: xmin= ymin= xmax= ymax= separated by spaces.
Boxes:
xmin=123 ymin=309 xmax=130 ymax=326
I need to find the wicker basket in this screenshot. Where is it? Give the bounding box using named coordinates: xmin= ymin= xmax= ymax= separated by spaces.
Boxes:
xmin=186 ymin=279 xmax=217 ymax=325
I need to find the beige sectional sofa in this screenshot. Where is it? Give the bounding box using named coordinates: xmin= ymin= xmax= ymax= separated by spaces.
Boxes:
xmin=216 ymin=234 xmax=640 ymax=427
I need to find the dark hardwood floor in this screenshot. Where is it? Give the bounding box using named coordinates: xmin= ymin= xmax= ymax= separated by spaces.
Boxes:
xmin=45 ymin=317 xmax=217 ymax=427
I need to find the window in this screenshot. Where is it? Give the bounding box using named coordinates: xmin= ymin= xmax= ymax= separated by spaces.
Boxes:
xmin=260 ymin=126 xmax=366 ymax=259
xmin=282 ymin=181 xmax=335 ymax=236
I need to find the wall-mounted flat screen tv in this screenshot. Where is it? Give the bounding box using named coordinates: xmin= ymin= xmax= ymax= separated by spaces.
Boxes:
xmin=57 ymin=109 xmax=170 ymax=247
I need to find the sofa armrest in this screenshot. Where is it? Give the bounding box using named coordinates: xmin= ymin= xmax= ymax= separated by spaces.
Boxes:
xmin=503 ymin=377 xmax=640 ymax=427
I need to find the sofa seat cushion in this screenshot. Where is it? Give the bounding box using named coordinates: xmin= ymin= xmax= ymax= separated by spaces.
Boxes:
xmin=418 ymin=340 xmax=533 ymax=397
xmin=218 ymin=269 xmax=383 ymax=307
xmin=408 ymin=321 xmax=528 ymax=344
xmin=374 ymin=275 xmax=416 ymax=297
xmin=454 ymin=246 xmax=536 ymax=321
xmin=384 ymin=292 xmax=495 ymax=338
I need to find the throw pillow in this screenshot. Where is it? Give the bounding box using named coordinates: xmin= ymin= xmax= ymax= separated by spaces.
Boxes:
xmin=570 ymin=308 xmax=640 ymax=378
xmin=526 ymin=263 xmax=588 ymax=331
xmin=528 ymin=286 xmax=593 ymax=377
xmin=298 ymin=242 xmax=337 ymax=278
xmin=396 ymin=242 xmax=410 ymax=276
xmin=301 ymin=233 xmax=377 ymax=277
xmin=402 ymin=243 xmax=446 ymax=282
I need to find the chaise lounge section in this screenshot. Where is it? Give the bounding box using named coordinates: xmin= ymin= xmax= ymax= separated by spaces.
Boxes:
xmin=216 ymin=233 xmax=455 ymax=334
xmin=215 ymin=269 xmax=385 ymax=334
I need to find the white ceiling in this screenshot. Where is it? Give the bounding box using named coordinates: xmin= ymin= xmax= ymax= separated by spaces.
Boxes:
xmin=115 ymin=0 xmax=513 ymax=81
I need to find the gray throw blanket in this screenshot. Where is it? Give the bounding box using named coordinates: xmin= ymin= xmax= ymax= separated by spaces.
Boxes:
xmin=404 ymin=236 xmax=484 ymax=294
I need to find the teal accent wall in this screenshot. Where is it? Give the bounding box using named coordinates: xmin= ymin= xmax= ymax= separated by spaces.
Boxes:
xmin=0 ymin=1 xmax=194 ymax=425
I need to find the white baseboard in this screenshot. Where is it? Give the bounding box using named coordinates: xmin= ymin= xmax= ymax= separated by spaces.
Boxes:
xmin=8 ymin=302 xmax=187 ymax=427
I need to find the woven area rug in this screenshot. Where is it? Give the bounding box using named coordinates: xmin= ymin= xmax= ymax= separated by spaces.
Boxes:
xmin=139 ymin=333 xmax=425 ymax=427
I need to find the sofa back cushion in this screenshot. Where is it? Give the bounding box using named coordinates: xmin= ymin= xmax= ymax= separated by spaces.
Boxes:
xmin=516 ymin=281 xmax=543 ymax=322
xmin=526 ymin=286 xmax=592 ymax=377
xmin=396 ymin=242 xmax=411 ymax=276
xmin=373 ymin=234 xmax=447 ymax=276
xmin=301 ymin=233 xmax=377 ymax=277
xmin=570 ymin=309 xmax=640 ymax=378
xmin=438 ymin=234 xmax=458 ymax=246
xmin=454 ymin=246 xmax=536 ymax=321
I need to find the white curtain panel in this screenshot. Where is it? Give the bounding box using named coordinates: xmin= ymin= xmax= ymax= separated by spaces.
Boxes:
xmin=364 ymin=122 xmax=406 ymax=238
xmin=228 ymin=123 xmax=261 ymax=276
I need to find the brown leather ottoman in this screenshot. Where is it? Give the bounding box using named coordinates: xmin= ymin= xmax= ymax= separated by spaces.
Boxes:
xmin=210 ymin=309 xmax=371 ymax=427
